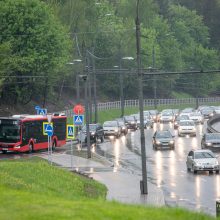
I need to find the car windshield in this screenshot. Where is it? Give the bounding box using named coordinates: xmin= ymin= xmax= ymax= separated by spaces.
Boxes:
xmin=178 ymin=115 xmax=189 ymax=120
xmin=206 ymin=133 xmax=220 ymax=140
xmin=124 ymin=116 xmax=134 ymax=121
xmin=194 ymin=152 xmax=214 ymax=159
xmin=162 ymin=112 xmax=172 ymax=116
xmin=179 ymin=121 xmax=194 ymax=126
xmin=156 ymin=132 xmax=172 ymax=138
xmin=118 ymin=121 xmax=125 ymax=126
xmin=0 ymin=123 xmax=20 ymax=143
xmin=103 ymin=121 xmax=118 ymax=127
xmin=190 ymin=113 xmax=201 ymax=116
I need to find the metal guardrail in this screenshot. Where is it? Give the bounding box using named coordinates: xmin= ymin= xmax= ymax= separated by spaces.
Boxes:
xmin=59 ymin=97 xmax=220 ymax=118
xmin=207 ymin=114 xmax=220 ymax=133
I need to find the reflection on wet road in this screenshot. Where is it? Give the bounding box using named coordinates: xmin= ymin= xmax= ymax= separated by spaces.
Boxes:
xmin=96 ymin=121 xmax=220 ymax=216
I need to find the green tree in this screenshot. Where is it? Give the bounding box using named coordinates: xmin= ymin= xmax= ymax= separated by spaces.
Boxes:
xmin=0 ymin=0 xmax=72 ymax=105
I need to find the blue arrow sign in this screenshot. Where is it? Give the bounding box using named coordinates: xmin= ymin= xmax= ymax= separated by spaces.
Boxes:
xmin=45 ymin=124 xmax=53 ymax=137
xmin=67 ymin=125 xmax=74 ymax=139
xmin=35 ymin=105 xmax=41 ymax=110
xmin=73 ymin=115 xmax=84 ymax=126
xmin=43 ymin=122 xmax=53 ymax=136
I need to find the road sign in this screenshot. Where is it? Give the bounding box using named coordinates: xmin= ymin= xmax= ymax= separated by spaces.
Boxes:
xmin=73 ymin=115 xmax=84 ymax=126
xmin=35 ymin=106 xmax=41 ymax=110
xmin=73 ymin=104 xmax=85 ymax=115
xmin=43 ymin=122 xmax=53 ymax=136
xmin=67 ymin=125 xmax=75 ymax=139
xmin=38 ymin=108 xmax=47 ymax=115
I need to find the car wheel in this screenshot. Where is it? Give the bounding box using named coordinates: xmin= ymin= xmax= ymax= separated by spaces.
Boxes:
xmin=216 ymin=170 xmax=220 ymax=174
xmin=101 ymin=136 xmax=104 ymax=143
xmin=209 ymin=170 xmax=213 ymax=174
xmin=192 ymin=165 xmax=197 ymax=174
xmin=2 ymin=150 xmax=7 ymax=154
xmin=28 ymin=143 xmax=33 ymax=153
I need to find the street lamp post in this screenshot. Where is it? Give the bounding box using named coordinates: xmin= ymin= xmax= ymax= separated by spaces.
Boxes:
xmin=119 ymin=57 xmax=134 ymax=118
xmin=136 ymin=0 xmax=148 ymax=194
xmin=152 ymin=45 xmax=157 ymax=109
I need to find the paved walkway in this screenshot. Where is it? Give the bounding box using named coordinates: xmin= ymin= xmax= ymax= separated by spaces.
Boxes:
xmin=40 ymin=151 xmax=165 ymax=207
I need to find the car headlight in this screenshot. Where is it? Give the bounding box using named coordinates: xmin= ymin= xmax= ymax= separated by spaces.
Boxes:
xmin=122 ymin=126 xmax=126 ymax=129
xmin=115 ymin=129 xmax=118 ymax=132
xmin=215 ymin=161 xmax=219 ymax=165
xmin=91 ymin=132 xmax=95 ymax=136
xmin=156 ymin=141 xmax=161 ymax=145
xmin=169 ymin=140 xmax=174 ymax=144
xmin=206 ymin=142 xmax=212 ymax=146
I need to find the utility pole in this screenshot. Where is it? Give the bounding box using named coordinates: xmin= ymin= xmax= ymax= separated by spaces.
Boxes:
xmin=87 ymin=51 xmax=92 ymax=123
xmin=76 ymin=73 xmax=80 ymax=103
xmin=84 ymin=74 xmax=91 ymax=158
xmin=136 ymin=0 xmax=148 ymax=194
xmin=92 ymin=53 xmax=98 ymax=123
xmin=152 ymin=45 xmax=157 ymax=109
xmin=119 ymin=49 xmax=125 ymax=118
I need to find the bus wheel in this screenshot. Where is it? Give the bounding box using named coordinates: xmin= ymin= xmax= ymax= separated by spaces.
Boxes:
xmin=52 ymin=142 xmax=56 ymax=151
xmin=28 ymin=143 xmax=33 ymax=153
xmin=2 ymin=150 xmax=7 ymax=154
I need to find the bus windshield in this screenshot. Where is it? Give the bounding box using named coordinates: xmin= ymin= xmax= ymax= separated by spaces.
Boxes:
xmin=0 ymin=122 xmax=20 ymax=143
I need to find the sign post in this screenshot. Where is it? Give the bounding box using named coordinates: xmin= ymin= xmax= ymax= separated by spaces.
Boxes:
xmin=44 ymin=121 xmax=53 ymax=165
xmin=67 ymin=125 xmax=75 ymax=169
xmin=73 ymin=104 xmax=85 ymax=151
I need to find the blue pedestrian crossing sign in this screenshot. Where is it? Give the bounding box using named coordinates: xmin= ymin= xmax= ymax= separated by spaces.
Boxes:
xmin=73 ymin=115 xmax=84 ymax=126
xmin=43 ymin=122 xmax=53 ymax=136
xmin=67 ymin=125 xmax=75 ymax=139
xmin=37 ymin=108 xmax=47 ymax=115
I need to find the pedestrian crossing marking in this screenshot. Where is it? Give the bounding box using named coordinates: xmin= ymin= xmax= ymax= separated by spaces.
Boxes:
xmin=67 ymin=125 xmax=75 ymax=139
xmin=73 ymin=115 xmax=84 ymax=125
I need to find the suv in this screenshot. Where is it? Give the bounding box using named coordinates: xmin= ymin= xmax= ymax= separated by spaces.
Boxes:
xmin=77 ymin=124 xmax=104 ymax=144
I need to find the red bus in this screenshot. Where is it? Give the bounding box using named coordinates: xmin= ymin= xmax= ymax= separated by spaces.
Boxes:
xmin=0 ymin=114 xmax=67 ymax=153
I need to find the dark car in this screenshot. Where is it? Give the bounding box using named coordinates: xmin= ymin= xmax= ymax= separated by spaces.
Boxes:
xmin=123 ymin=116 xmax=137 ymax=130
xmin=201 ymin=133 xmax=220 ymax=149
xmin=116 ymin=118 xmax=128 ymax=135
xmin=200 ymin=107 xmax=214 ymax=119
xmin=77 ymin=124 xmax=104 ymax=144
xmin=152 ymin=130 xmax=175 ymax=150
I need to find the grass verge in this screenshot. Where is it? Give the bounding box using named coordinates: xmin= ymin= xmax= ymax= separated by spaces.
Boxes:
xmin=0 ymin=157 xmax=217 ymax=220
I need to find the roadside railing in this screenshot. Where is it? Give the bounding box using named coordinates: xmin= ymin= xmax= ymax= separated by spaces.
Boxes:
xmin=60 ymin=97 xmax=220 ymax=118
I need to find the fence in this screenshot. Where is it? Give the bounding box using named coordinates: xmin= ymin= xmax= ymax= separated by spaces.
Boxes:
xmin=61 ymin=97 xmax=220 ymax=117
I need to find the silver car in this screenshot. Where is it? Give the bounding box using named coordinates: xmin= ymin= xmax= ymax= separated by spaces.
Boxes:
xmin=186 ymin=149 xmax=220 ymax=174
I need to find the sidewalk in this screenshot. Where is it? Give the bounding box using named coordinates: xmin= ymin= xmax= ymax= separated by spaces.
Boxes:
xmin=40 ymin=151 xmax=165 ymax=207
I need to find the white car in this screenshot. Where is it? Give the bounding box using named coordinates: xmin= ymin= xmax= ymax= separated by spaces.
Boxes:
xmin=189 ymin=112 xmax=204 ymax=124
xmin=186 ymin=149 xmax=220 ymax=174
xmin=178 ymin=120 xmax=196 ymax=137
xmin=103 ymin=120 xmax=121 ymax=138
xmin=159 ymin=112 xmax=174 ymax=123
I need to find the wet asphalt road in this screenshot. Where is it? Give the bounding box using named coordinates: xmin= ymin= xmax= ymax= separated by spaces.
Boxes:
xmin=1 ymin=121 xmax=220 ymax=216
xmin=94 ymin=121 xmax=220 ymax=216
